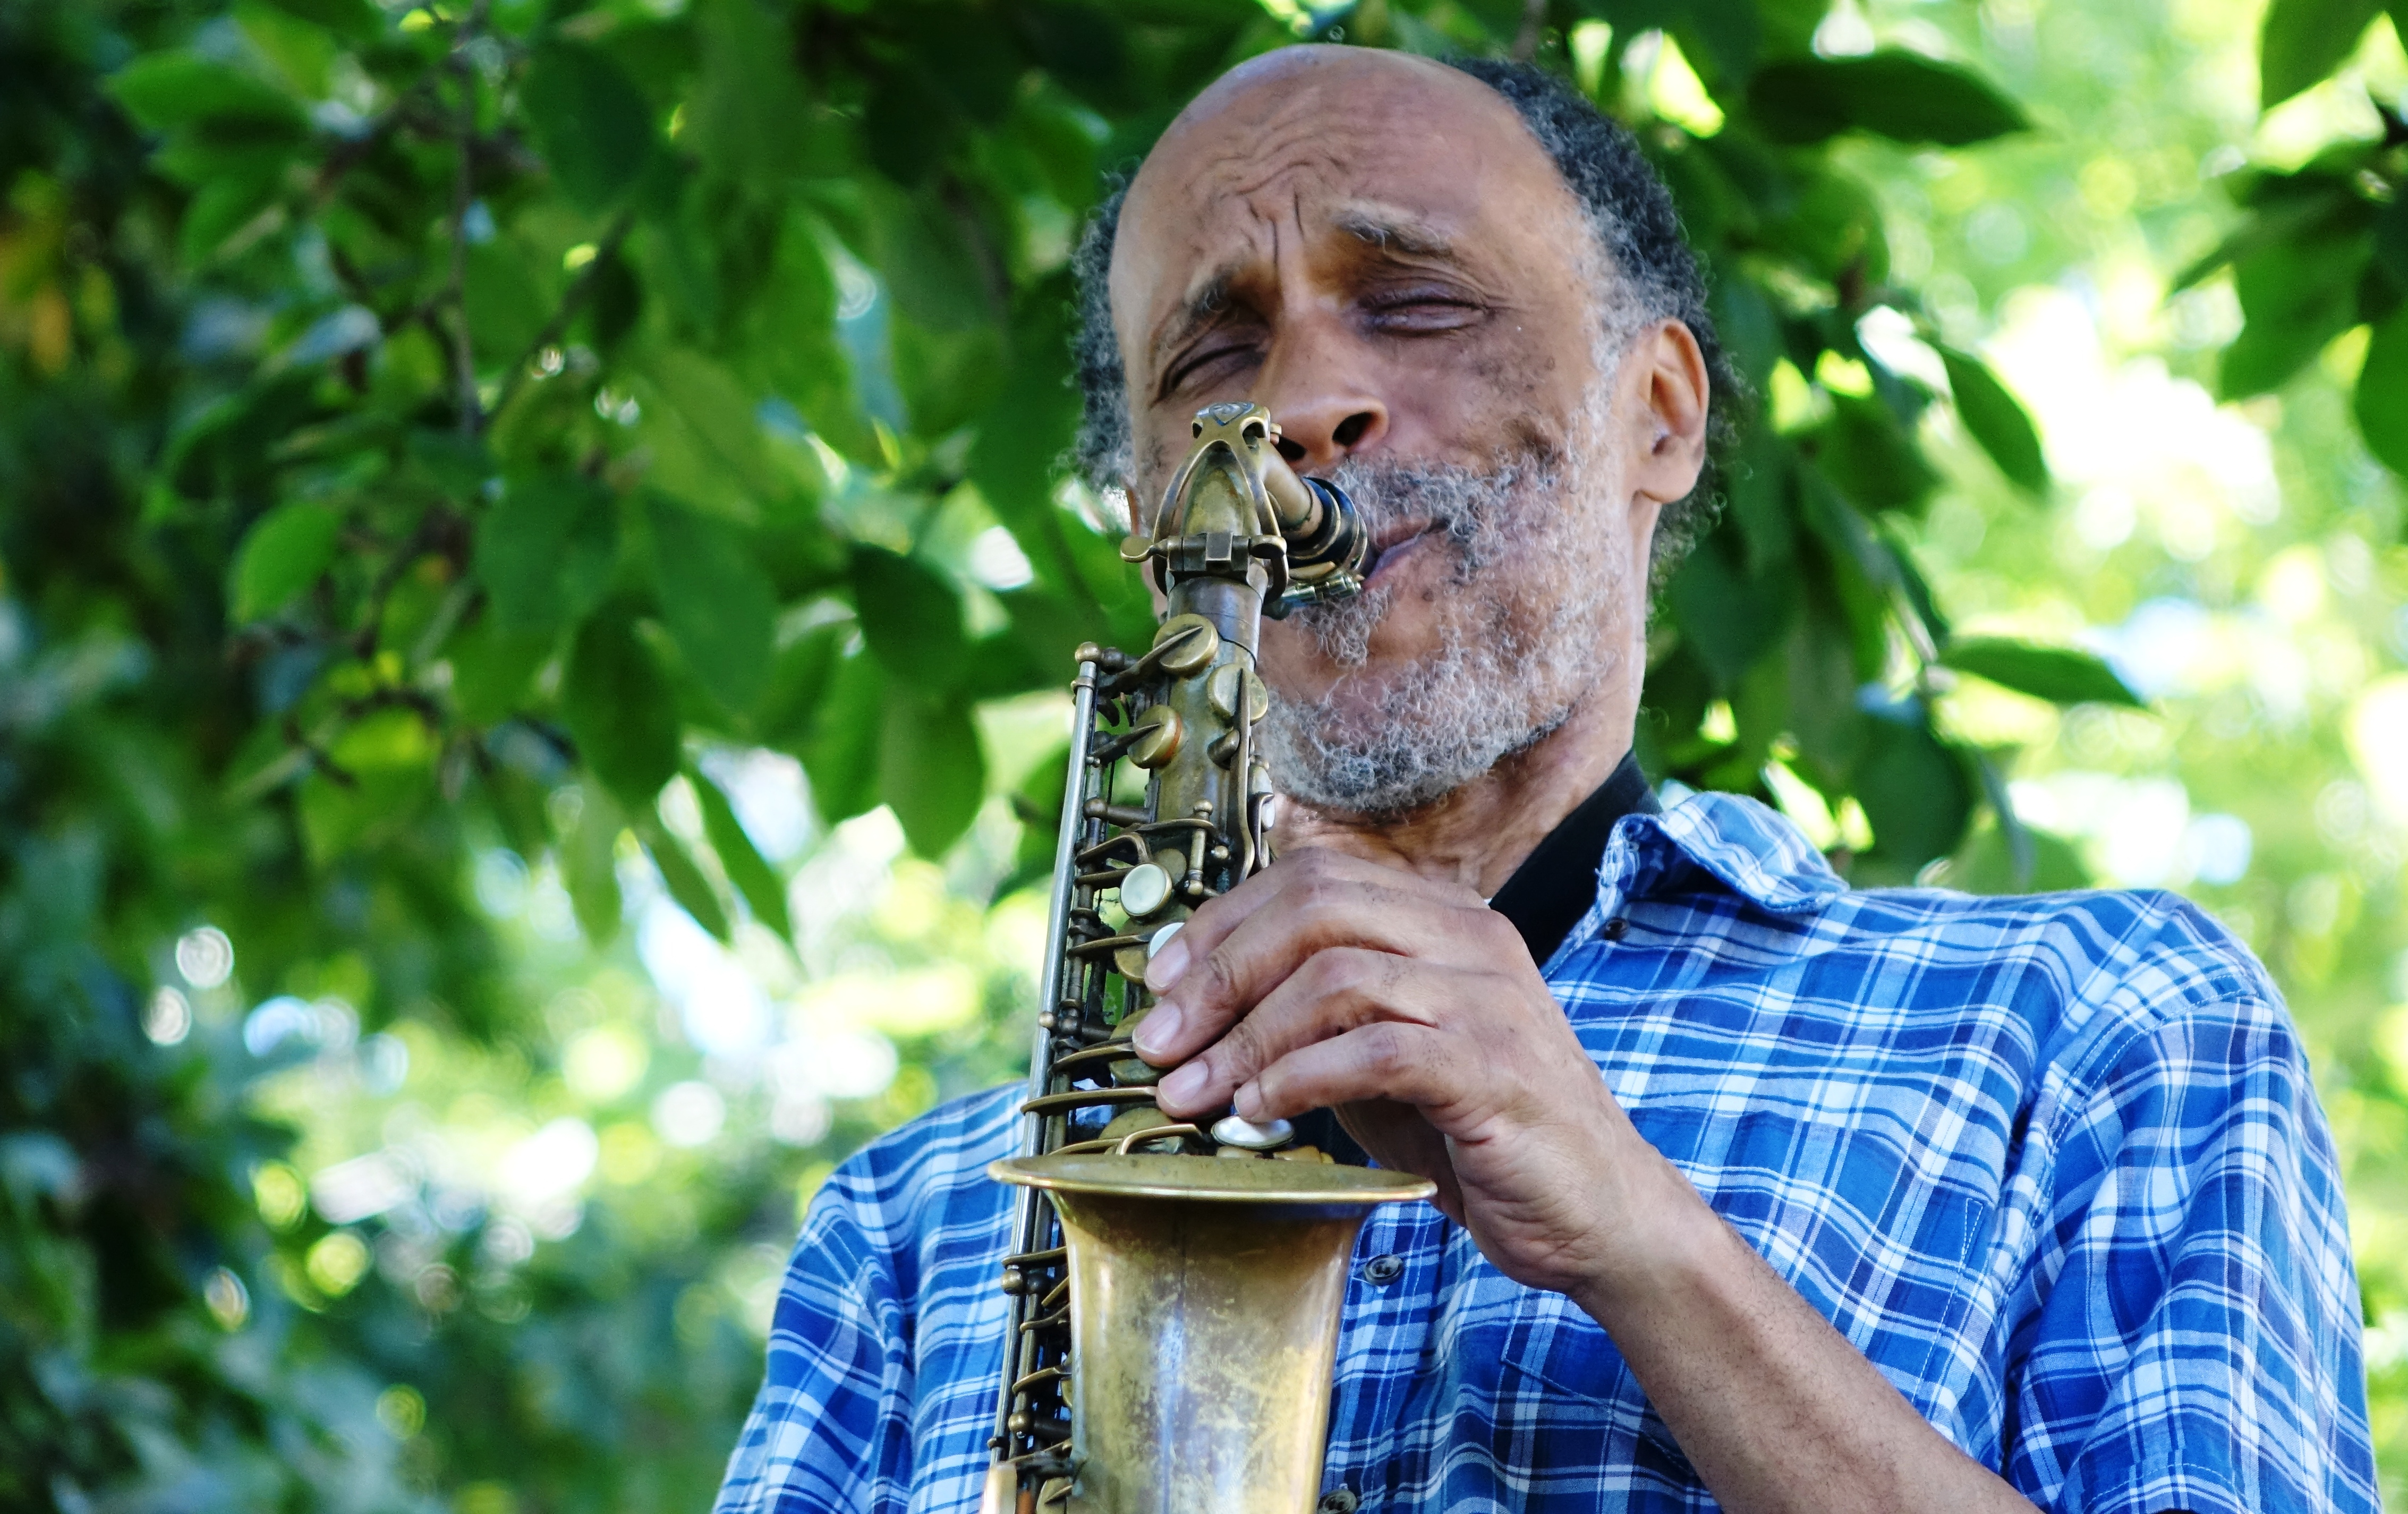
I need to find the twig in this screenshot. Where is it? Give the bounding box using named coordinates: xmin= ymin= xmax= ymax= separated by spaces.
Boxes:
xmin=446 ymin=0 xmax=496 ymax=436
xmin=1511 ymin=0 xmax=1546 ymax=61
xmin=350 ymin=508 xmax=466 ymax=661
xmin=486 ymin=208 xmax=635 ymax=419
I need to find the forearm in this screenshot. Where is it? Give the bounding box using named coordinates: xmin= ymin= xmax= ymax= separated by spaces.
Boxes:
xmin=1571 ymin=1154 xmax=2037 ymax=1514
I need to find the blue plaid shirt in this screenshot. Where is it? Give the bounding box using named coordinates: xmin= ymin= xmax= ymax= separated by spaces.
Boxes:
xmin=717 ymin=792 xmax=2377 ymax=1513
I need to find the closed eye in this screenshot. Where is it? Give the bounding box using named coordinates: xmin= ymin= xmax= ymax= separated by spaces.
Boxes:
xmin=1163 ymin=343 xmax=1260 ymax=396
xmin=1360 ymin=290 xmax=1485 ymax=333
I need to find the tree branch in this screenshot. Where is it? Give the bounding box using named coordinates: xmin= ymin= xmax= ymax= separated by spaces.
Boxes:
xmin=446 ymin=0 xmax=496 ymax=437
xmin=1511 ymin=0 xmax=1546 ymax=61
xmin=486 ymin=209 xmax=635 ymax=420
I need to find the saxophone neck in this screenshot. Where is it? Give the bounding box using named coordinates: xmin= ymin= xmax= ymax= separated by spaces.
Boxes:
xmin=1130 ymin=402 xmax=1373 ymax=639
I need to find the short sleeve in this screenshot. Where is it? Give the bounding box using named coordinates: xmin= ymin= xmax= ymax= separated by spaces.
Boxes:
xmin=716 ymin=1177 xmax=917 ymax=1514
xmin=2002 ymin=998 xmax=2378 ymax=1514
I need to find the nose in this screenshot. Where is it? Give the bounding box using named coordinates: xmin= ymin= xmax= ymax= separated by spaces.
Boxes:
xmin=1256 ymin=346 xmax=1388 ymax=474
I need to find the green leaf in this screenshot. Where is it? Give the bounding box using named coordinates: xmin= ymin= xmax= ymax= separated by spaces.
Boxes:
xmin=646 ymin=497 xmax=775 ymax=714
xmin=1746 ymin=52 xmax=2028 ymax=147
xmin=2258 ymin=0 xmax=2381 ymax=110
xmin=879 ymin=690 xmax=986 ymax=858
xmin=1940 ymin=637 xmax=2146 ymax=707
xmin=639 ymin=819 xmax=731 ymax=942
xmin=2219 ymin=229 xmax=2371 ymax=398
xmin=254 ymin=0 xmax=379 ymax=37
xmin=999 ymin=741 xmax=1071 ymax=896
xmin=1814 ymin=394 xmax=1938 ymax=516
xmin=755 ymin=619 xmax=849 ymax=749
xmin=850 ymin=546 xmax=967 ymax=688
xmin=522 ymin=42 xmax=660 ymax=214
xmin=1782 ymin=582 xmax=1868 ymax=784
xmin=2356 ymin=308 xmax=2408 ymax=476
xmin=179 ymin=174 xmax=283 ymax=260
xmin=445 ymin=617 xmax=555 ymax=727
xmin=2376 ymin=195 xmax=2408 ymax=290
xmin=633 ymin=348 xmax=780 ymax=520
xmin=687 ymin=0 xmax=813 ymax=183
xmin=296 ymin=709 xmax=439 ymax=864
xmin=1850 ymin=716 xmax=1975 ymax=873
xmin=231 ymin=501 xmax=341 ymax=620
xmin=690 ymin=764 xmax=792 ymax=940
xmin=475 ymin=474 xmax=618 ymax=635
xmin=801 ymin=647 xmax=884 ymax=824
xmin=464 ymin=241 xmax=551 ymax=364
xmin=562 ymin=615 xmax=682 ymax=806
xmin=1666 ymin=524 xmax=1799 ymax=690
xmin=108 ymin=52 xmax=307 ymax=133
xmin=1943 ymin=811 xmax=2092 ymax=895
xmin=560 ymin=785 xmax=626 ymax=946
xmin=1938 ymin=347 xmax=2049 ymax=495
xmin=863 ymin=181 xmax=1000 ymax=334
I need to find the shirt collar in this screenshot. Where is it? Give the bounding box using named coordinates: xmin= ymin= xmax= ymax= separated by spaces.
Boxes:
xmin=1602 ymin=787 xmax=1849 ymax=921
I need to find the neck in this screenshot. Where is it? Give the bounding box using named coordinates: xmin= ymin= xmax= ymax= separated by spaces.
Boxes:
xmin=1278 ymin=693 xmax=1636 ymax=898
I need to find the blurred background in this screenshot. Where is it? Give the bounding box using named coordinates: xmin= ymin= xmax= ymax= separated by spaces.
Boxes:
xmin=4 ymin=0 xmax=2406 ymax=1508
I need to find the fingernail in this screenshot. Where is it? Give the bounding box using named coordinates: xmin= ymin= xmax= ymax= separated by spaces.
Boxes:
xmin=1159 ymin=1061 xmax=1207 ymax=1106
xmin=1145 ymin=937 xmax=1189 ymax=993
xmin=1233 ymin=1081 xmax=1261 ymax=1119
xmin=1131 ymin=1002 xmax=1183 ymax=1059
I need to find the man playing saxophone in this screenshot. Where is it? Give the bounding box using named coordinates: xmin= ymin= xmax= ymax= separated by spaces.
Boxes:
xmin=717 ymin=46 xmax=2376 ymax=1514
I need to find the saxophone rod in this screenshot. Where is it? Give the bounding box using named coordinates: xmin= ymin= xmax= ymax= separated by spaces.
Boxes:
xmin=988 ymin=652 xmax=1101 ymax=1458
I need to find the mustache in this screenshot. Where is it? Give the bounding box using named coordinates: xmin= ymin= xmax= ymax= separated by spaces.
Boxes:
xmin=1280 ymin=449 xmax=1560 ymax=664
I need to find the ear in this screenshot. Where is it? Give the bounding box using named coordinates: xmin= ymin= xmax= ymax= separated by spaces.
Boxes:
xmin=1621 ymin=319 xmax=1711 ymax=508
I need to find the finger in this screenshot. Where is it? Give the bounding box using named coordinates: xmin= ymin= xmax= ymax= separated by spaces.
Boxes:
xmin=1235 ymin=1018 xmax=1475 ymax=1130
xmin=1150 ymin=947 xmax=1454 ymax=1117
xmin=1134 ymin=866 xmax=1500 ymax=1067
xmin=1142 ymin=847 xmax=1472 ymax=999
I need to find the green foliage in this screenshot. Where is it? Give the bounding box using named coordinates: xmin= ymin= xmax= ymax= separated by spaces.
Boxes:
xmin=1939 ymin=639 xmax=2145 ymax=709
xmin=2258 ymin=0 xmax=2385 ymax=108
xmin=1746 ymin=52 xmax=2029 ymax=146
xmin=2362 ymin=308 xmax=2408 ymax=476
xmin=1938 ymin=347 xmax=2049 ymax=496
xmin=2179 ymin=35 xmax=2405 ymax=463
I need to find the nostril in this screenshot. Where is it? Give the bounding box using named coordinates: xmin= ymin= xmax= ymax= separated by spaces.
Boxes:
xmin=1332 ymin=412 xmax=1373 ymax=448
xmin=1275 ymin=437 xmax=1306 ymax=464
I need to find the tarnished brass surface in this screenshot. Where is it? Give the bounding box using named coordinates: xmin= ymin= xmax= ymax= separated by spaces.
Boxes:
xmin=982 ymin=403 xmax=1402 ymax=1514
xmin=994 ymin=1158 xmax=1430 ymax=1514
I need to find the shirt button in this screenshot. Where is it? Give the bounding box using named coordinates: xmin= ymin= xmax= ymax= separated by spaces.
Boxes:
xmin=1602 ymin=916 xmax=1629 ymax=941
xmin=1317 ymin=1491 xmax=1360 ymax=1513
xmin=1364 ymin=1254 xmax=1404 ymax=1285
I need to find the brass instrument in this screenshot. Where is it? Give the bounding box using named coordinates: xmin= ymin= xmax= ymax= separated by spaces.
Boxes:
xmin=982 ymin=404 xmax=1433 ymax=1514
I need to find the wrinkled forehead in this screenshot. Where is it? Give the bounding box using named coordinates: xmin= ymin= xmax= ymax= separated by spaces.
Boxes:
xmin=1108 ymin=52 xmax=1587 ymax=347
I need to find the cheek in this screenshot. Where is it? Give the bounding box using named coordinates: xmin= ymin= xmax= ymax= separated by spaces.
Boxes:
xmin=1392 ymin=330 xmax=1589 ymax=468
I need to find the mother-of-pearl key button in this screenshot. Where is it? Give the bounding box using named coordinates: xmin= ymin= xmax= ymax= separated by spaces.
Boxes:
xmin=1120 ymin=862 xmax=1173 ymax=917
xmin=1211 ymin=1115 xmax=1295 ymax=1150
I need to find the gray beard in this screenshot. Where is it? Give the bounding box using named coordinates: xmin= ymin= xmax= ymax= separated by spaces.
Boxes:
xmin=1260 ymin=444 xmax=1623 ymax=820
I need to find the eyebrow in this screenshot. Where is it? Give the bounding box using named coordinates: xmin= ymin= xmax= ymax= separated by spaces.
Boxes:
xmin=1329 ymin=207 xmax=1459 ymax=260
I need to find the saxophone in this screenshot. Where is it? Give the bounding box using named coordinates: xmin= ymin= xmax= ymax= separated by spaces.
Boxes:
xmin=982 ymin=404 xmax=1434 ymax=1514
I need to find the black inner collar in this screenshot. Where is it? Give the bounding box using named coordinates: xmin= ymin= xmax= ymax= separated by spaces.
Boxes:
xmin=1288 ymin=751 xmax=1655 ymax=1166
xmin=1486 ymin=750 xmax=1659 ymax=968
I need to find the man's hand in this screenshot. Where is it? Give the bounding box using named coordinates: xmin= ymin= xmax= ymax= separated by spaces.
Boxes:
xmin=1131 ymin=844 xmax=2041 ymax=1514
xmin=1132 ymin=846 xmax=1680 ymax=1297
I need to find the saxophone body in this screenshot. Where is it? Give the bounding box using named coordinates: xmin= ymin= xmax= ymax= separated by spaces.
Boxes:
xmin=982 ymin=405 xmax=1432 ymax=1514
